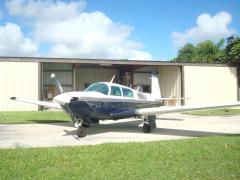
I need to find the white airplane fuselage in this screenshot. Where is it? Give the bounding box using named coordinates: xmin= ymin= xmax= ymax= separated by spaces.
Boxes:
xmin=53 ymin=82 xmax=160 ymax=121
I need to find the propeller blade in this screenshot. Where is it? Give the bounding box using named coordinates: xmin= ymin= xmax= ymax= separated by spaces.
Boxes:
xmin=51 ymin=73 xmax=63 ymax=94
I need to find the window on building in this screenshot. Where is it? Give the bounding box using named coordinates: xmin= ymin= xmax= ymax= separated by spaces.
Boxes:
xmin=110 ymin=86 xmax=122 ymax=96
xmin=122 ymin=88 xmax=133 ymax=98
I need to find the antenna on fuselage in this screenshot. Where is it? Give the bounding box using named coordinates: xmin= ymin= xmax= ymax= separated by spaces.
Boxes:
xmin=110 ymin=75 xmax=115 ymax=83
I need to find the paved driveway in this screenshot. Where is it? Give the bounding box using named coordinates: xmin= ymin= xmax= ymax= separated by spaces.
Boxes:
xmin=0 ymin=113 xmax=240 ymax=148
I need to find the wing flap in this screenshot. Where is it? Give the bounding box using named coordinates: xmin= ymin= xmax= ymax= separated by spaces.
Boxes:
xmin=10 ymin=97 xmax=61 ymax=109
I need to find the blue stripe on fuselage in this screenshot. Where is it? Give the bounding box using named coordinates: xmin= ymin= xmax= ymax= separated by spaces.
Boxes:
xmin=68 ymin=98 xmax=159 ymax=120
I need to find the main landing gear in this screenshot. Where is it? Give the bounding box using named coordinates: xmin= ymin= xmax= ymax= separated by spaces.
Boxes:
xmin=142 ymin=115 xmax=157 ymax=133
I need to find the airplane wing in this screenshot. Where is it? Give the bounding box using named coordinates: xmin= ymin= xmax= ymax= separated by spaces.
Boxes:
xmin=155 ymin=97 xmax=190 ymax=101
xmin=10 ymin=97 xmax=61 ymax=109
xmin=111 ymin=102 xmax=240 ymax=118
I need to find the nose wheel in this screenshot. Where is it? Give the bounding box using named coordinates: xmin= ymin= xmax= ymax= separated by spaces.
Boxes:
xmin=77 ymin=125 xmax=87 ymax=138
xmin=74 ymin=117 xmax=89 ymax=138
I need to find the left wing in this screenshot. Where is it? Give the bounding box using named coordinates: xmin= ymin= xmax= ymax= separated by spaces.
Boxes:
xmin=111 ymin=102 xmax=240 ymax=118
xmin=10 ymin=97 xmax=61 ymax=109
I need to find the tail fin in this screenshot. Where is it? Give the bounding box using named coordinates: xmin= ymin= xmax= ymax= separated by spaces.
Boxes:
xmin=51 ymin=73 xmax=63 ymax=94
xmin=151 ymin=72 xmax=161 ymax=99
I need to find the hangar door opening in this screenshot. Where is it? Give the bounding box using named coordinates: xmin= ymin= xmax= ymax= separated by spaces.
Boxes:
xmin=42 ymin=63 xmax=73 ymax=100
xmin=133 ymin=73 xmax=151 ymax=93
xmin=75 ymin=67 xmax=119 ymax=90
xmin=133 ymin=66 xmax=181 ymax=106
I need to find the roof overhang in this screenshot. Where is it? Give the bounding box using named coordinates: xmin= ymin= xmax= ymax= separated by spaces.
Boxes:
xmin=0 ymin=56 xmax=233 ymax=67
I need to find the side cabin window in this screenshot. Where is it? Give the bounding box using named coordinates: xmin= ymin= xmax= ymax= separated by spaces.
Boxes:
xmin=85 ymin=83 xmax=109 ymax=95
xmin=122 ymin=88 xmax=133 ymax=98
xmin=110 ymin=86 xmax=122 ymax=96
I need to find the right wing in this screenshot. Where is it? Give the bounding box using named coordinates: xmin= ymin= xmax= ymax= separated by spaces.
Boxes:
xmin=10 ymin=97 xmax=61 ymax=109
xmin=111 ymin=102 xmax=240 ymax=118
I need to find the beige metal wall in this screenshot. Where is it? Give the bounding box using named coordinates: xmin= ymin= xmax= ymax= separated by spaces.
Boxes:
xmin=0 ymin=62 xmax=40 ymax=111
xmin=158 ymin=66 xmax=182 ymax=105
xmin=183 ymin=66 xmax=237 ymax=105
xmin=76 ymin=67 xmax=118 ymax=90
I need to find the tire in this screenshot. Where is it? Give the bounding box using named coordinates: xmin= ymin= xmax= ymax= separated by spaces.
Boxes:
xmin=148 ymin=115 xmax=157 ymax=129
xmin=77 ymin=126 xmax=87 ymax=138
xmin=143 ymin=123 xmax=151 ymax=133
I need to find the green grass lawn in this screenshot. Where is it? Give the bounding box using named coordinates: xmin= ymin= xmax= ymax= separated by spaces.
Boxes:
xmin=0 ymin=136 xmax=239 ymax=179
xmin=185 ymin=108 xmax=240 ymax=116
xmin=0 ymin=111 xmax=70 ymax=124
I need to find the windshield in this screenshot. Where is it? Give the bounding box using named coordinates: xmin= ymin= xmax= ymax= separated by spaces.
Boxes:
xmin=85 ymin=83 xmax=109 ymax=95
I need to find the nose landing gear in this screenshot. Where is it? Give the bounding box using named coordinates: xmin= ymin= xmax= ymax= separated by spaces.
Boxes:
xmin=77 ymin=125 xmax=87 ymax=138
xmin=75 ymin=117 xmax=90 ymax=138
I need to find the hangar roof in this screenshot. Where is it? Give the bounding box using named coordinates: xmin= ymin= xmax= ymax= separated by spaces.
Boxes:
xmin=0 ymin=56 xmax=232 ymax=67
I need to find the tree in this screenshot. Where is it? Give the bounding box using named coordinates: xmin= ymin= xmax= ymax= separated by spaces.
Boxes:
xmin=194 ymin=40 xmax=221 ymax=63
xmin=223 ymin=35 xmax=240 ymax=65
xmin=173 ymin=43 xmax=195 ymax=62
xmin=174 ymin=40 xmax=225 ymax=63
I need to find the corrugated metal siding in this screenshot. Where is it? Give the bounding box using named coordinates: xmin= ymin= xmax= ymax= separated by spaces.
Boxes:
xmin=184 ymin=66 xmax=237 ymax=105
xmin=158 ymin=66 xmax=181 ymax=105
xmin=0 ymin=62 xmax=40 ymax=111
xmin=76 ymin=68 xmax=118 ymax=90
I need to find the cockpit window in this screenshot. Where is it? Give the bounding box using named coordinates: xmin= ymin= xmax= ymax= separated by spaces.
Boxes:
xmin=122 ymin=88 xmax=133 ymax=98
xmin=110 ymin=86 xmax=122 ymax=96
xmin=85 ymin=83 xmax=109 ymax=95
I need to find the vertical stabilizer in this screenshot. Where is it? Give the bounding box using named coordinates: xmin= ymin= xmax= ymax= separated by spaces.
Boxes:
xmin=151 ymin=72 xmax=161 ymax=99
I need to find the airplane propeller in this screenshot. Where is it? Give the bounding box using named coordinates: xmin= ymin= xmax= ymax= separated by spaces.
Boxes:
xmin=51 ymin=73 xmax=63 ymax=94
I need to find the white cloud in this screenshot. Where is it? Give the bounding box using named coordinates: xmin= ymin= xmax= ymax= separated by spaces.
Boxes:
xmin=5 ymin=0 xmax=152 ymax=60
xmin=0 ymin=23 xmax=37 ymax=56
xmin=6 ymin=0 xmax=86 ymax=23
xmin=171 ymin=11 xmax=237 ymax=47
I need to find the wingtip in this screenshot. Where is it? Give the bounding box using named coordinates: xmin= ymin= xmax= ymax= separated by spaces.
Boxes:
xmin=10 ymin=97 xmax=16 ymax=100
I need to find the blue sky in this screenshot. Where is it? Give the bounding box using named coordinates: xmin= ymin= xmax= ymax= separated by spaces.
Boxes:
xmin=0 ymin=0 xmax=239 ymax=60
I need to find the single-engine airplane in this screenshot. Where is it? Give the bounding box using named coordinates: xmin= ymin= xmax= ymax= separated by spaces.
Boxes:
xmin=11 ymin=73 xmax=240 ymax=138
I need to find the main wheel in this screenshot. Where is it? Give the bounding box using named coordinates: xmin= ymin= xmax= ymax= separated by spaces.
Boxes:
xmin=143 ymin=123 xmax=151 ymax=133
xmin=148 ymin=115 xmax=157 ymax=129
xmin=77 ymin=126 xmax=87 ymax=138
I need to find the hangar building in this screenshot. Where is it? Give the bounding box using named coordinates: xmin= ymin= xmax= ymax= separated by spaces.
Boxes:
xmin=0 ymin=56 xmax=238 ymax=111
